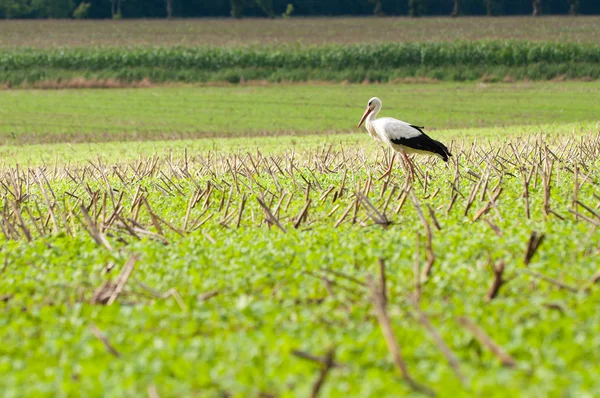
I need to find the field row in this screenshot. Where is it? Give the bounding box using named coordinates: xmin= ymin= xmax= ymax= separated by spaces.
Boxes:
xmin=1 ymin=83 xmax=599 ymax=146
xmin=1 ymin=132 xmax=598 ymax=243
xmin=2 ymin=41 xmax=600 ymax=85
xmin=2 ymin=129 xmax=600 ymax=396
xmin=1 ymin=17 xmax=599 ymax=48
xmin=5 ymin=42 xmax=600 ymax=69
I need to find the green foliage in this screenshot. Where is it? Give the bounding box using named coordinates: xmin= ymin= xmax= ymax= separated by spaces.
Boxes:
xmin=568 ymin=0 xmax=580 ymax=15
xmin=72 ymin=1 xmax=90 ymax=18
xmin=32 ymin=0 xmax=75 ymax=18
xmin=255 ymin=0 xmax=274 ymax=17
xmin=0 ymin=79 xmax=599 ymax=396
xmin=1 ymin=41 xmax=598 ymax=70
xmin=409 ymin=0 xmax=427 ymax=16
xmin=2 ymin=0 xmax=600 ymax=18
xmin=369 ymin=0 xmax=383 ymax=15
xmin=230 ymin=0 xmax=243 ymax=18
xmin=485 ymin=0 xmax=497 ymax=16
xmin=0 ymin=0 xmax=31 ymax=18
xmin=1 ymin=119 xmax=600 ymax=396
xmin=230 ymin=0 xmax=275 ymax=18
xmin=0 ymin=41 xmax=599 ymax=85
xmin=281 ymin=2 xmax=293 ymax=18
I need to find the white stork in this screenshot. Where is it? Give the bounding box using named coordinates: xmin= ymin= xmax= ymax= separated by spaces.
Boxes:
xmin=357 ymin=97 xmax=452 ymax=179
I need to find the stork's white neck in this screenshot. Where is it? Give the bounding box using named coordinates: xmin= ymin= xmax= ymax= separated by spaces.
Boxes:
xmin=366 ymin=106 xmax=381 ymax=127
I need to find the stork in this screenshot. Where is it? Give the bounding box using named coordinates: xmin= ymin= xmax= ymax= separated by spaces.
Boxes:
xmin=357 ymin=97 xmax=452 ymax=179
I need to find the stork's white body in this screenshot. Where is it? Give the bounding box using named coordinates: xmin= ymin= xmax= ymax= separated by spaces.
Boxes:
xmin=357 ymin=97 xmax=451 ymax=163
xmin=364 ymin=116 xmax=443 ymax=158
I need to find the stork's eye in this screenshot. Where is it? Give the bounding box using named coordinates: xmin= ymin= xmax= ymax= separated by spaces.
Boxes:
xmin=368 ymin=101 xmax=372 ymax=106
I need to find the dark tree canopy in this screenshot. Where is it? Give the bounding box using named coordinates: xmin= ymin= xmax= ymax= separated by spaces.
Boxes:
xmin=1 ymin=0 xmax=598 ymax=19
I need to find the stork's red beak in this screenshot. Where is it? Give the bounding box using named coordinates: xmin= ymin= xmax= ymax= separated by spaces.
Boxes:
xmin=357 ymin=106 xmax=372 ymax=128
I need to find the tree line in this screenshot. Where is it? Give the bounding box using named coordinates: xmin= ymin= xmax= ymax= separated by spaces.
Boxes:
xmin=0 ymin=0 xmax=596 ymax=19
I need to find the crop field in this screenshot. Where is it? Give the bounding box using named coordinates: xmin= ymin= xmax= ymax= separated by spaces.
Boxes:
xmin=1 ymin=119 xmax=600 ymax=396
xmin=2 ymin=17 xmax=600 ymax=86
xmin=1 ymin=82 xmax=599 ymax=145
xmin=1 ymin=17 xmax=600 ymax=48
xmin=1 ymin=83 xmax=599 ymax=397
xmin=1 ymin=16 xmax=600 ymax=398
xmin=3 ymin=40 xmax=600 ymax=85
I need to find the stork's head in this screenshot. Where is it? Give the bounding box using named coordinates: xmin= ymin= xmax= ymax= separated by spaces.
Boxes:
xmin=357 ymin=97 xmax=382 ymax=128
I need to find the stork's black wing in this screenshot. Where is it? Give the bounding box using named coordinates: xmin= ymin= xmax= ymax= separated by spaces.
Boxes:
xmin=390 ymin=125 xmax=452 ymax=162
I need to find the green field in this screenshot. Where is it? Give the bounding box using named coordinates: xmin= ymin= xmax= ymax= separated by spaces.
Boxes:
xmin=1 ymin=80 xmax=600 ymax=396
xmin=3 ymin=40 xmax=600 ymax=85
xmin=1 ymin=82 xmax=599 ymax=145
xmin=2 ymin=16 xmax=600 ymax=398
xmin=2 ymin=18 xmax=600 ymax=86
xmin=1 ymin=124 xmax=600 ymax=397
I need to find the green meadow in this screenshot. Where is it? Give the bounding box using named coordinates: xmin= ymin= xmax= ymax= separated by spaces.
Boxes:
xmin=1 ymin=82 xmax=599 ymax=144
xmin=1 ymin=82 xmax=600 ymax=397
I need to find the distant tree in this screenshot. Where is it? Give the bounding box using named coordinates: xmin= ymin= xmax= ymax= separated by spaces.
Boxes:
xmin=33 ymin=0 xmax=75 ymax=18
xmin=532 ymin=0 xmax=541 ymax=15
xmin=230 ymin=0 xmax=274 ymax=18
xmin=567 ymin=0 xmax=579 ymax=15
xmin=165 ymin=0 xmax=172 ymax=18
xmin=255 ymin=0 xmax=274 ymax=17
xmin=369 ymin=0 xmax=383 ymax=16
xmin=72 ymin=1 xmax=90 ymax=18
xmin=485 ymin=0 xmax=496 ymax=15
xmin=230 ymin=0 xmax=243 ymax=18
xmin=451 ymin=0 xmax=460 ymax=16
xmin=281 ymin=3 xmax=293 ymax=18
xmin=0 ymin=0 xmax=31 ymax=18
xmin=110 ymin=0 xmax=122 ymax=18
xmin=408 ymin=0 xmax=426 ymax=16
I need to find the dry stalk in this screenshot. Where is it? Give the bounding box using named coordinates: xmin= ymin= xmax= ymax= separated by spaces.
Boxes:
xmin=320 ymin=268 xmax=366 ymax=287
xmin=426 ymin=204 xmax=441 ymax=231
xmin=309 ymin=347 xmax=336 ymax=398
xmin=409 ymin=295 xmax=467 ymax=386
xmin=257 ymin=197 xmax=286 ymax=233
xmin=582 ymin=270 xmax=600 ymax=292
xmin=524 ymin=231 xmax=545 ymax=265
xmin=573 ymin=163 xmax=579 ymax=222
xmin=521 ymin=166 xmax=534 ymax=219
xmin=575 ymin=200 xmax=600 ymax=220
xmin=366 ymin=276 xmax=434 ymax=396
xmin=408 ymin=190 xmax=435 ymax=282
xmin=378 ymin=258 xmax=387 ymax=306
xmin=90 ymin=325 xmax=120 ymax=357
xmin=414 ymin=232 xmax=421 ymax=300
xmin=292 ymin=349 xmax=345 ymax=369
xmin=334 ymin=199 xmax=356 ymax=228
xmin=567 ymin=209 xmax=600 ymax=227
xmin=11 ymin=201 xmax=32 ymax=242
xmin=357 ymin=191 xmax=390 ymax=227
xmin=293 ymin=198 xmax=311 ymax=229
xmin=523 ymin=270 xmax=579 ymax=293
xmin=486 ymin=261 xmax=506 ymax=302
xmin=106 ymin=254 xmax=140 ymax=305
xmin=456 ymin=317 xmax=516 ymax=368
xmin=464 ymin=176 xmax=483 ymax=217
xmin=80 ymin=205 xmax=112 ymax=251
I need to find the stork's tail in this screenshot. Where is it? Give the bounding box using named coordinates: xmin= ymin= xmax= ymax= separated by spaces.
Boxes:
xmin=433 ymin=139 xmax=452 ymax=162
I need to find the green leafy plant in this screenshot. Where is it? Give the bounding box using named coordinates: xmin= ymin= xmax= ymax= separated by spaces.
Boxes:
xmin=72 ymin=1 xmax=90 ymax=19
xmin=282 ymin=3 xmax=293 ymax=18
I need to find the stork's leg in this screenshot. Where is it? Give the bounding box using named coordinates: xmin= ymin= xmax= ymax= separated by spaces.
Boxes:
xmin=377 ymin=153 xmax=396 ymax=181
xmin=402 ymin=151 xmax=415 ymax=181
